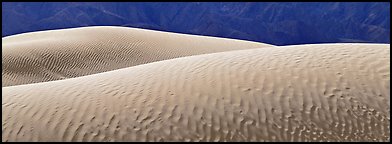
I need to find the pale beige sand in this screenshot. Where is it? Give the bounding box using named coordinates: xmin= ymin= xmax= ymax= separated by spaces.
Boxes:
xmin=2 ymin=43 xmax=389 ymax=142
xmin=2 ymin=26 xmax=273 ymax=87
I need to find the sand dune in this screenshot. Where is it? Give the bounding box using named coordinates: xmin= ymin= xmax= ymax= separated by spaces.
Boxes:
xmin=2 ymin=43 xmax=389 ymax=142
xmin=2 ymin=26 xmax=273 ymax=87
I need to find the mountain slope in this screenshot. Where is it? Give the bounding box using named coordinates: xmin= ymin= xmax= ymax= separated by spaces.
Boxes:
xmin=2 ymin=2 xmax=390 ymax=45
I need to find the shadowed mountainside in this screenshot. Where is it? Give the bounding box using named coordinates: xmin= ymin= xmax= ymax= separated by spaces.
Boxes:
xmin=2 ymin=2 xmax=390 ymax=45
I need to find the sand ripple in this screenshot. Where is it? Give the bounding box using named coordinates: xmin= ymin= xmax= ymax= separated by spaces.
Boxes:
xmin=2 ymin=43 xmax=389 ymax=142
xmin=2 ymin=26 xmax=273 ymax=87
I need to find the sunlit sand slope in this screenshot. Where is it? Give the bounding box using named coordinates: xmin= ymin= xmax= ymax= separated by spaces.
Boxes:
xmin=2 ymin=26 xmax=273 ymax=87
xmin=2 ymin=44 xmax=390 ymax=142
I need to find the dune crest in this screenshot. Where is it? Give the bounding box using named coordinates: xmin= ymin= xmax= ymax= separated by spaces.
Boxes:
xmin=2 ymin=26 xmax=273 ymax=87
xmin=2 ymin=43 xmax=389 ymax=142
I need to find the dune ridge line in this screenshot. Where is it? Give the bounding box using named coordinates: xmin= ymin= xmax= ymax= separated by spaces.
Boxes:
xmin=2 ymin=43 xmax=390 ymax=142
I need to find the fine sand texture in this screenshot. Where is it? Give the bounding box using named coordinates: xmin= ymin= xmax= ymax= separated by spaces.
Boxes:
xmin=2 ymin=26 xmax=273 ymax=87
xmin=2 ymin=43 xmax=390 ymax=142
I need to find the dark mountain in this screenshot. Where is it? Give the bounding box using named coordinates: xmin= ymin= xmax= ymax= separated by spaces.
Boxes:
xmin=2 ymin=2 xmax=390 ymax=45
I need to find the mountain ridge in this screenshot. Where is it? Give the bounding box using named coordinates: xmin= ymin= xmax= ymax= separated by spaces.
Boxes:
xmin=2 ymin=2 xmax=390 ymax=45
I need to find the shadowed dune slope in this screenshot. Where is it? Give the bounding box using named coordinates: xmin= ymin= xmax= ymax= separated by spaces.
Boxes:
xmin=2 ymin=26 xmax=273 ymax=87
xmin=2 ymin=44 xmax=389 ymax=142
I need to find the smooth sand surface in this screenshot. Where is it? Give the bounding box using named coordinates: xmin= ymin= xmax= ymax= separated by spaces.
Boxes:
xmin=2 ymin=43 xmax=389 ymax=142
xmin=2 ymin=26 xmax=273 ymax=87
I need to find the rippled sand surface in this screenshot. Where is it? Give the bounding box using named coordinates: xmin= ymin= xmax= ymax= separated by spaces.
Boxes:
xmin=2 ymin=41 xmax=389 ymax=141
xmin=2 ymin=26 xmax=273 ymax=87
